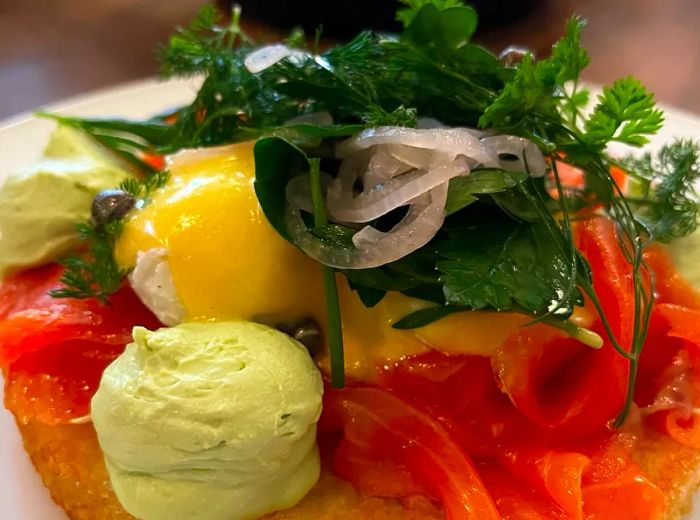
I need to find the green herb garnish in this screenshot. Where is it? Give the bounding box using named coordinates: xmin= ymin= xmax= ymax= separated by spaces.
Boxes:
xmin=49 ymin=221 xmax=126 ymax=303
xmin=44 ymin=0 xmax=697 ymax=424
xmin=119 ymin=170 xmax=170 ymax=204
xmin=50 ymin=171 xmax=170 ymax=302
xmin=623 ymin=139 xmax=700 ymax=243
xmin=309 ymin=159 xmax=345 ymax=388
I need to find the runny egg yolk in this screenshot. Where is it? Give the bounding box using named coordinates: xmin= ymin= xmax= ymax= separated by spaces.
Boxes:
xmin=116 ymin=142 xmax=526 ymax=381
xmin=116 ymin=143 xmax=324 ymax=325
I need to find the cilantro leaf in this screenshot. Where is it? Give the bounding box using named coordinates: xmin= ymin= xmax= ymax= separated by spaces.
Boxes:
xmin=584 ymin=77 xmax=664 ymax=148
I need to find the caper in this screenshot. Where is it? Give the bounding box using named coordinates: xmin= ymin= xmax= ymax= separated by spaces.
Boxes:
xmin=277 ymin=318 xmax=323 ymax=357
xmin=91 ymin=189 xmax=136 ymax=227
xmin=499 ymin=45 xmax=533 ymax=68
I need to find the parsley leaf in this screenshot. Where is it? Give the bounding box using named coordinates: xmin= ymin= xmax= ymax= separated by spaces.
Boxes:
xmin=437 ymin=216 xmax=582 ymax=317
xmin=479 ymin=15 xmax=589 ymax=131
xmin=396 ymin=0 xmax=464 ymax=27
xmin=542 ymin=15 xmax=590 ymax=85
xmin=584 ymin=77 xmax=664 ymax=148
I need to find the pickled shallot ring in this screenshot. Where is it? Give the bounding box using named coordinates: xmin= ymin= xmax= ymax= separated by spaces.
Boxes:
xmin=480 ymin=135 xmax=548 ymax=177
xmin=326 ymin=154 xmax=469 ymax=223
xmin=284 ymin=126 xmax=547 ymax=268
xmin=285 ymin=172 xmax=332 ymax=214
xmin=326 ymin=127 xmax=502 ymax=224
xmin=244 ymin=44 xmax=307 ymax=74
xmin=336 ymin=126 xmax=496 ymax=167
xmin=287 ymin=184 xmax=448 ymax=270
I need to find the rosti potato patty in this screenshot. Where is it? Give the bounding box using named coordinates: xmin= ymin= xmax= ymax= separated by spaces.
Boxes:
xmin=16 ymin=419 xmax=700 ymax=520
xmin=18 ymin=421 xmax=443 ymax=520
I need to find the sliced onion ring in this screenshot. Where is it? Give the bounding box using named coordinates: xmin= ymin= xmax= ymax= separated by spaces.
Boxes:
xmin=327 ymin=151 xmax=468 ymax=223
xmin=244 ymin=44 xmax=306 ymax=74
xmin=284 ymin=126 xmax=548 ymax=270
xmin=480 ymin=135 xmax=547 ymax=177
xmin=336 ymin=127 xmax=496 ymax=167
xmin=287 ymin=184 xmax=448 ymax=269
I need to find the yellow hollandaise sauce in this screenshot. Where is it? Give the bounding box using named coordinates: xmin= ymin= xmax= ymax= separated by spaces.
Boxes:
xmin=115 ymin=142 xmax=525 ymax=380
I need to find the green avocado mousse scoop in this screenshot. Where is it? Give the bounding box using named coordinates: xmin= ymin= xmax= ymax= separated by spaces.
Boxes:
xmin=0 ymin=124 xmax=135 ymax=278
xmin=91 ymin=321 xmax=324 ymax=520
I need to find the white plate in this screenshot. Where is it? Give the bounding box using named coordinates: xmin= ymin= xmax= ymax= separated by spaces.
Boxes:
xmin=0 ymin=79 xmax=700 ymax=519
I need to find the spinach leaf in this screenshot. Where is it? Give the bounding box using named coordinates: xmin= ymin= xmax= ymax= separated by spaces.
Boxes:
xmin=347 ymin=281 xmax=387 ymax=308
xmin=253 ymin=137 xmax=310 ymax=240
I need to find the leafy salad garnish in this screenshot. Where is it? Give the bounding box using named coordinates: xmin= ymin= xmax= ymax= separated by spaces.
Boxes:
xmin=45 ymin=0 xmax=700 ymax=424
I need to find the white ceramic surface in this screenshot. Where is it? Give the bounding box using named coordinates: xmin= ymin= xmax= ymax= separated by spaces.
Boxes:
xmin=0 ymin=79 xmax=699 ymax=519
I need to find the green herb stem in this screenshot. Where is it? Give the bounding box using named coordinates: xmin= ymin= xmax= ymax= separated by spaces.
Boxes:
xmin=309 ymin=159 xmax=345 ymax=388
xmin=616 ymin=358 xmax=639 ymax=427
xmin=323 ymin=268 xmax=345 ymax=388
xmin=541 ymin=317 xmax=603 ymax=349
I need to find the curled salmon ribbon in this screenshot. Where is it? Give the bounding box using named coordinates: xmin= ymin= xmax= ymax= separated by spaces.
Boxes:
xmin=0 ymin=264 xmax=160 ymax=425
xmin=323 ymin=217 xmax=679 ymax=519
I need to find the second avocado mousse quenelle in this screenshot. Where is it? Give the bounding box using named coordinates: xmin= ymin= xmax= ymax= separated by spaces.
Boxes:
xmin=0 ymin=125 xmax=135 ymax=277
xmin=91 ymin=321 xmax=324 ymax=520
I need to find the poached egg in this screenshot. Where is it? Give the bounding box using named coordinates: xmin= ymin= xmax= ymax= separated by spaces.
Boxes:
xmin=115 ymin=143 xmax=526 ymax=380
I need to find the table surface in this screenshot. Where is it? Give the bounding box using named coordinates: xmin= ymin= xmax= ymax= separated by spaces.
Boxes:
xmin=1 ymin=0 xmax=699 ymax=120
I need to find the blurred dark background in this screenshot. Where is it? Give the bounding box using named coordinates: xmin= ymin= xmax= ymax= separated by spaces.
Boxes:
xmin=1 ymin=0 xmax=699 ymax=120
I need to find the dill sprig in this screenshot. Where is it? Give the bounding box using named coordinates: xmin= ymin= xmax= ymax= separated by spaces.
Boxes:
xmin=49 ymin=221 xmax=127 ymax=303
xmin=51 ymin=171 xmax=170 ymax=302
xmin=119 ymin=170 xmax=170 ymax=204
xmin=622 ymin=139 xmax=700 ymax=243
